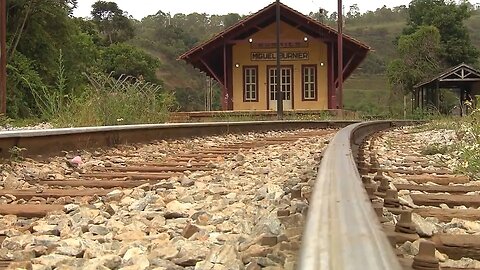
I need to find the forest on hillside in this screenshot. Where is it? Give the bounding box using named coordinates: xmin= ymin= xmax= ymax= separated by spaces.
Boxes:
xmin=4 ymin=0 xmax=480 ymax=123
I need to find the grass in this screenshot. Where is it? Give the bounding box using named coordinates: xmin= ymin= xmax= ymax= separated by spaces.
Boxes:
xmin=57 ymin=73 xmax=176 ymax=127
xmin=343 ymin=75 xmax=405 ymax=118
xmin=416 ymin=104 xmax=480 ymax=179
xmin=29 ymin=72 xmax=176 ymax=128
xmin=421 ymin=143 xmax=449 ymax=155
xmin=187 ymin=110 xmax=356 ymax=123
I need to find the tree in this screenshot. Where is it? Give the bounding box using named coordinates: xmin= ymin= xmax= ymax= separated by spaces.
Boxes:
xmin=329 ymin=11 xmax=338 ymax=21
xmin=5 ymin=0 xmax=100 ymax=117
xmin=347 ymin=4 xmax=360 ymax=19
xmin=91 ymin=1 xmax=134 ymax=44
xmin=101 ymin=43 xmax=161 ymax=83
xmin=387 ymin=26 xmax=442 ymax=94
xmin=223 ymin=13 xmax=241 ymax=28
xmin=388 ymin=26 xmax=443 ymax=116
xmin=405 ymin=0 xmax=479 ymax=65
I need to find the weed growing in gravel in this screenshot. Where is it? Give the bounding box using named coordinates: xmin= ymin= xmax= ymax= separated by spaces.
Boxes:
xmin=425 ymin=102 xmax=480 ymax=179
xmin=421 ymin=143 xmax=449 ymax=155
xmin=8 ymin=146 xmax=26 ymax=161
xmin=0 ymin=114 xmax=12 ymax=127
xmin=453 ymin=109 xmax=480 ymax=178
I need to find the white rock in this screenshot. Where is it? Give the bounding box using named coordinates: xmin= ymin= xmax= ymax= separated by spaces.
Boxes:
xmin=122 ymin=247 xmax=149 ymax=270
xmin=32 ymin=254 xmax=77 ymax=268
xmin=106 ymin=189 xmax=124 ymax=201
xmin=55 ymin=238 xmax=85 ymax=256
xmin=412 ymin=213 xmax=438 ymax=237
xmin=34 ymin=235 xmax=60 ymax=248
xmin=2 ymin=234 xmax=35 ymax=250
xmin=83 ymin=255 xmax=122 ymax=270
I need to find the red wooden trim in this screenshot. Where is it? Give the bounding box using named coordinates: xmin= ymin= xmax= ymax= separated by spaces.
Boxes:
xmin=200 ymin=59 xmax=224 ymax=88
xmin=301 ymin=64 xmax=318 ymax=101
xmin=243 ymin=66 xmax=259 ymax=102
xmin=334 ymin=51 xmax=356 ymax=87
xmin=328 ymin=43 xmax=335 ymax=109
xmin=227 ymin=45 xmax=234 ymax=110
xmin=222 ymin=44 xmax=227 ymax=110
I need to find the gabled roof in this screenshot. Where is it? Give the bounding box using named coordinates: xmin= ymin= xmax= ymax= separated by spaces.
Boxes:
xmin=177 ymin=1 xmax=371 ymax=90
xmin=179 ymin=2 xmax=370 ymax=61
xmin=415 ymin=63 xmax=480 ymax=89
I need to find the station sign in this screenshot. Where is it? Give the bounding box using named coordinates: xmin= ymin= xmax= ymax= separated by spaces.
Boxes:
xmin=251 ymin=41 xmax=308 ymax=49
xmin=251 ymin=51 xmax=309 ymax=61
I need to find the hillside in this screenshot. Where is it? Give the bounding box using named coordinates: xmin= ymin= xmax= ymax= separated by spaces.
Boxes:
xmin=340 ymin=9 xmax=480 ymax=115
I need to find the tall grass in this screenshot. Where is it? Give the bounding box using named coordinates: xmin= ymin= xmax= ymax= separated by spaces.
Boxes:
xmin=32 ymin=50 xmax=67 ymax=121
xmin=54 ymin=73 xmax=176 ymax=127
xmin=30 ymin=49 xmax=176 ymax=127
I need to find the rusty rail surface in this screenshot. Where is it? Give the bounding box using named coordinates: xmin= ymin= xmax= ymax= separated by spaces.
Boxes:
xmin=0 ymin=121 xmax=357 ymax=159
xmin=298 ymin=121 xmax=419 ymax=270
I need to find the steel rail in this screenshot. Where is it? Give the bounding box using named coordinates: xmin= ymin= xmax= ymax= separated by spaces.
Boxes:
xmin=298 ymin=121 xmax=417 ymax=270
xmin=0 ymin=120 xmax=358 ymax=159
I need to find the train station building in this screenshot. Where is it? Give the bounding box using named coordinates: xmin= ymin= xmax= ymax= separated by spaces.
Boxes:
xmin=179 ymin=2 xmax=370 ymax=111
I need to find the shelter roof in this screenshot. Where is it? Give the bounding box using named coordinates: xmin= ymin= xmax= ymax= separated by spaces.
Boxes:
xmin=414 ymin=63 xmax=480 ymax=89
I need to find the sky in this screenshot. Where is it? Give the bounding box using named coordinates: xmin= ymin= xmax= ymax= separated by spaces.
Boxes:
xmin=73 ymin=0 xmax=412 ymax=19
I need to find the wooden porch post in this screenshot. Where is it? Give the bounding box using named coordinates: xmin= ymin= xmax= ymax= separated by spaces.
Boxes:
xmin=222 ymin=43 xmax=228 ymax=111
xmin=327 ymin=43 xmax=334 ymax=109
xmin=330 ymin=43 xmax=336 ymax=109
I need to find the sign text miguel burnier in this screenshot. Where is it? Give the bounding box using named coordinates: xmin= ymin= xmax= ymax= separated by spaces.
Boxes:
xmin=251 ymin=51 xmax=309 ymax=61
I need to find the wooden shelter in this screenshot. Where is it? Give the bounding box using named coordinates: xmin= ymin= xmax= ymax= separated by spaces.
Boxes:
xmin=179 ymin=2 xmax=370 ymax=111
xmin=414 ymin=63 xmax=480 ymax=114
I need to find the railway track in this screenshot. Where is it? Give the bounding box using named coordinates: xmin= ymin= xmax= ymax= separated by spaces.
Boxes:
xmin=365 ymin=128 xmax=480 ymax=270
xmin=297 ymin=121 xmax=479 ymax=270
xmin=2 ymin=120 xmax=438 ymax=269
xmin=0 ymin=121 xmax=349 ymax=269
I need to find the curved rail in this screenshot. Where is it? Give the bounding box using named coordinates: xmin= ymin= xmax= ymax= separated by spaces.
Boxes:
xmin=298 ymin=121 xmax=417 ymax=270
xmin=0 ymin=120 xmax=358 ymax=158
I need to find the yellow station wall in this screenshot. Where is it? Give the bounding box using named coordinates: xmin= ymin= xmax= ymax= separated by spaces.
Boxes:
xmin=232 ymin=21 xmax=329 ymax=111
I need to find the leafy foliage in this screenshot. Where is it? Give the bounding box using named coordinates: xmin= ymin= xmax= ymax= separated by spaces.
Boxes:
xmin=7 ymin=52 xmax=46 ymax=118
xmin=101 ymin=43 xmax=161 ymax=83
xmin=91 ymin=1 xmax=134 ymax=44
xmin=5 ymin=0 xmax=165 ymax=121
xmin=405 ymin=0 xmax=479 ymax=65
xmin=387 ymin=26 xmax=442 ymax=94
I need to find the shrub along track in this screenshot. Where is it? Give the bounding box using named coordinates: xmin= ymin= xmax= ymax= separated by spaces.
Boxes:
xmin=359 ymin=127 xmax=480 ymax=270
xmin=0 ymin=121 xmax=341 ymax=269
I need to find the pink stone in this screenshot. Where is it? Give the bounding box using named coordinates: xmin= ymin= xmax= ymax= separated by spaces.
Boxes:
xmin=71 ymin=156 xmax=83 ymax=165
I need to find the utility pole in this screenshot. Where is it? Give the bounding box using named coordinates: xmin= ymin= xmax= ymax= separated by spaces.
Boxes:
xmin=275 ymin=0 xmax=283 ymax=119
xmin=337 ymin=0 xmax=343 ymax=109
xmin=0 ymin=0 xmax=6 ymax=115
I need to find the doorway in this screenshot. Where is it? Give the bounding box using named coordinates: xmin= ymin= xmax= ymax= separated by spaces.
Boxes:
xmin=268 ymin=66 xmax=293 ymax=110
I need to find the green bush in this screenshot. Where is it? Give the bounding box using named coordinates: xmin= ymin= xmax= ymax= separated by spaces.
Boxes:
xmin=7 ymin=52 xmax=47 ymax=118
xmin=101 ymin=43 xmax=161 ymax=83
